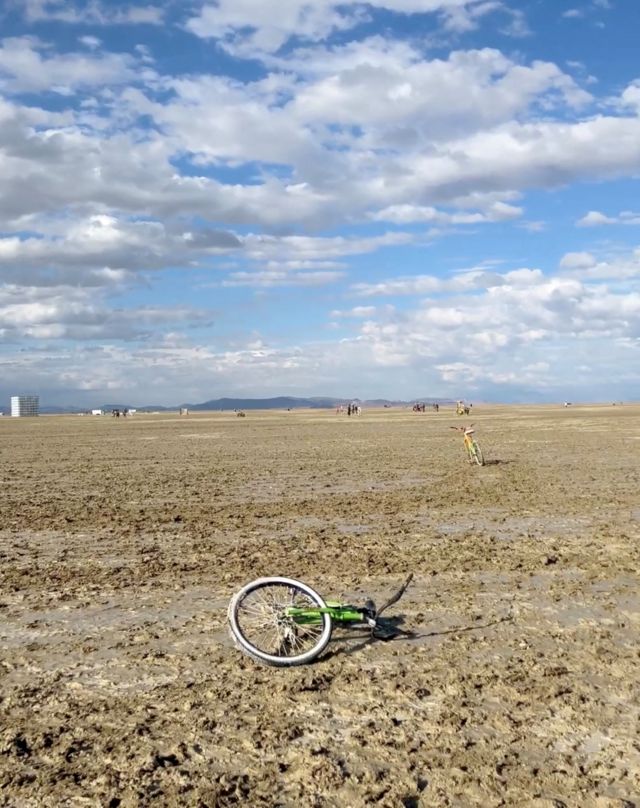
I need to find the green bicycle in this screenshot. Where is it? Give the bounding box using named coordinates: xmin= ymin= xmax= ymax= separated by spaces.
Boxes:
xmin=228 ymin=574 xmax=413 ymax=667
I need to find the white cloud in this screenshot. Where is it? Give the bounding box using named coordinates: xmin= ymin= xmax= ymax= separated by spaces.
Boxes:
xmin=0 ymin=214 xmax=242 ymax=285
xmin=562 ymin=0 xmax=611 ymax=20
xmin=3 ymin=254 xmax=638 ymax=404
xmin=288 ymin=45 xmax=590 ymax=136
xmin=217 ymin=232 xmax=415 ymax=286
xmin=352 ymin=266 xmax=540 ymax=297
xmin=498 ymin=8 xmax=530 ymax=37
xmin=242 ymin=232 xmax=414 ymax=263
xmin=336 ymin=259 xmax=640 ymax=397
xmin=1 ymin=6 xmax=640 ymax=404
xmin=331 ymin=306 xmax=379 ymax=318
xmin=79 ymin=35 xmax=101 ymax=48
xmin=18 ymin=0 xmax=164 ymax=25
xmin=371 ymin=200 xmax=522 ymax=224
xmin=222 ymin=270 xmax=345 ymax=287
xmin=0 ymin=41 xmax=630 ymax=240
xmin=185 ymin=1 xmax=509 ymax=54
xmin=577 ymin=209 xmax=640 ymax=227
xmin=0 ymin=283 xmax=211 ymax=341
xmin=343 ymin=255 xmax=640 ymax=384
xmin=560 ymin=247 xmax=640 ymax=281
xmin=352 ymin=275 xmax=442 ymax=297
xmin=0 ymin=36 xmax=152 ymax=94
xmin=576 ymin=210 xmax=616 ymax=227
xmin=559 ymin=251 xmax=596 ymax=269
xmin=620 ymin=79 xmax=640 ymax=111
xmin=618 ymin=211 xmax=640 ymax=224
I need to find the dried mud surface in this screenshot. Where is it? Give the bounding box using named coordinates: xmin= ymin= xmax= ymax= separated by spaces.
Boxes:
xmin=1 ymin=405 xmax=639 ymax=807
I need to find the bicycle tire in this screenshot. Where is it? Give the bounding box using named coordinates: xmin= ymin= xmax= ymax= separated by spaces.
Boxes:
xmin=471 ymin=440 xmax=484 ymax=466
xmin=228 ymin=577 xmax=333 ymax=667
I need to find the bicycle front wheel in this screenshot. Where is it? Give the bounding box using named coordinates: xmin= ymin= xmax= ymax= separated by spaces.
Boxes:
xmin=471 ymin=440 xmax=485 ymax=466
xmin=228 ymin=577 xmax=333 ymax=667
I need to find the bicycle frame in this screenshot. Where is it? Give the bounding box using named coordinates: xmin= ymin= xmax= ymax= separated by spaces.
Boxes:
xmin=451 ymin=424 xmax=483 ymax=464
xmin=285 ymin=602 xmax=370 ymax=625
xmin=285 ymin=573 xmax=413 ymax=630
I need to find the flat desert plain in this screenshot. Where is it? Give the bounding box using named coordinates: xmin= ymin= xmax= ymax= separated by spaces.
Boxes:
xmin=1 ymin=404 xmax=639 ymax=807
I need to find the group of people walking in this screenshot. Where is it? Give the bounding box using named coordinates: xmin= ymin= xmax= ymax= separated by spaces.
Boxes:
xmin=413 ymin=402 xmax=439 ymax=412
xmin=336 ymin=403 xmax=362 ymax=416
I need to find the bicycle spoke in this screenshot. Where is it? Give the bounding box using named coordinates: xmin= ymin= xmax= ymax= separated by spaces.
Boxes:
xmin=293 ymin=622 xmax=323 ymax=639
xmin=234 ymin=581 xmax=326 ymax=659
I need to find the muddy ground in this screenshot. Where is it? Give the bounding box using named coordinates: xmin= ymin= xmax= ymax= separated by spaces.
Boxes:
xmin=1 ymin=404 xmax=639 ymax=807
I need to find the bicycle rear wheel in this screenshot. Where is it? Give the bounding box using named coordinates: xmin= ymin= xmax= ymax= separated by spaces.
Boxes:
xmin=228 ymin=577 xmax=332 ymax=667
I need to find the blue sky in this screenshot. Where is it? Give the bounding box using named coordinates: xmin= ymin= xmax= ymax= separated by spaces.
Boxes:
xmin=0 ymin=0 xmax=639 ymax=406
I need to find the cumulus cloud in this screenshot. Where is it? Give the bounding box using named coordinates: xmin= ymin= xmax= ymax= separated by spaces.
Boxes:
xmin=288 ymin=45 xmax=591 ymax=135
xmin=331 ymin=306 xmax=380 ymax=318
xmin=0 ymin=214 xmax=242 ymax=285
xmin=185 ymin=0 xmax=511 ymax=55
xmin=351 ymin=267 xmax=541 ymax=297
xmin=559 ymin=248 xmax=640 ymax=281
xmin=1 ymin=3 xmax=639 ymax=404
xmin=371 ymin=200 xmax=522 ymax=224
xmin=577 ymin=210 xmax=640 ymax=227
xmin=0 ymin=41 xmax=628 ymax=240
xmin=336 ymin=257 xmax=640 ymax=398
xmin=0 ymin=283 xmax=212 ymax=342
xmin=3 ymin=251 xmax=639 ymax=404
xmin=620 ymin=81 xmax=640 ymax=110
xmin=559 ymin=252 xmax=596 ymax=269
xmin=0 ymin=36 xmax=151 ymax=94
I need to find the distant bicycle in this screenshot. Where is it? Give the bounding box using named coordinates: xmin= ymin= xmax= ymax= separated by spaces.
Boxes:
xmin=228 ymin=574 xmax=413 ymax=667
xmin=451 ymin=424 xmax=485 ymax=466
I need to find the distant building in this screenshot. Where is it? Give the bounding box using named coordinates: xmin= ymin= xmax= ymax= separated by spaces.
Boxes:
xmin=91 ymin=409 xmax=103 ymax=416
xmin=11 ymin=396 xmax=39 ymax=417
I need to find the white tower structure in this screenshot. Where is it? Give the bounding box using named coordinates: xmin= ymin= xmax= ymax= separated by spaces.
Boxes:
xmin=11 ymin=396 xmax=40 ymax=417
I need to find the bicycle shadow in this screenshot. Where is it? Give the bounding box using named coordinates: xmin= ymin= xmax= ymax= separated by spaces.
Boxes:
xmin=322 ymin=613 xmax=513 ymax=661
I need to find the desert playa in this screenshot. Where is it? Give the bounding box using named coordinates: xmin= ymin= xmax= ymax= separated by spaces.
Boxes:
xmin=1 ymin=404 xmax=639 ymax=806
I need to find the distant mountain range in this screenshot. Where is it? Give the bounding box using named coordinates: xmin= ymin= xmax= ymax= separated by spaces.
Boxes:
xmin=39 ymin=395 xmax=456 ymax=414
